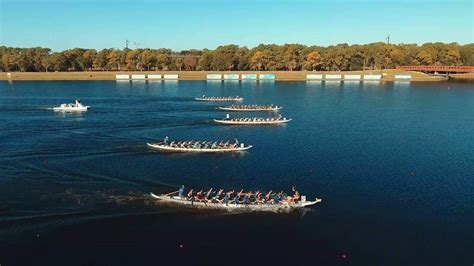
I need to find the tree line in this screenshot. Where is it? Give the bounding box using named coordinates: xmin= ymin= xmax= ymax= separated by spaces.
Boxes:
xmin=1 ymin=42 xmax=472 ymax=72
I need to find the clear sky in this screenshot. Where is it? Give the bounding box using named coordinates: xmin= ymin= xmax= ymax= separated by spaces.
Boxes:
xmin=0 ymin=0 xmax=472 ymax=51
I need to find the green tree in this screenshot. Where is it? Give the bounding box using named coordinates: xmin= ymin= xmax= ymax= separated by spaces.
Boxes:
xmin=49 ymin=53 xmax=68 ymax=71
xmin=460 ymin=44 xmax=474 ymax=66
xmin=198 ymin=50 xmax=213 ymax=71
xmin=93 ymin=49 xmax=109 ymax=71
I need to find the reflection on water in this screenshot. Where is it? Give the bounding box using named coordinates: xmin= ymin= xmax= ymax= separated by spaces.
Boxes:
xmin=53 ymin=110 xmax=86 ymax=120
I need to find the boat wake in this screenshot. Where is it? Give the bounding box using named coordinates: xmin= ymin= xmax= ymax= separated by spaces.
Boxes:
xmin=0 ymin=106 xmax=53 ymax=112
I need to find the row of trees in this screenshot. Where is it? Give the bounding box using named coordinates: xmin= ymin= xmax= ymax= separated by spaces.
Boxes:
xmin=1 ymin=42 xmax=472 ymax=72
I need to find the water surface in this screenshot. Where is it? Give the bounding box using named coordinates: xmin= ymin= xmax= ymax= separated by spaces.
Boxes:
xmin=0 ymin=80 xmax=473 ymax=265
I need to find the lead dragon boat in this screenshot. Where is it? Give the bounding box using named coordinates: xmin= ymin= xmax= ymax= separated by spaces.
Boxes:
xmin=195 ymin=95 xmax=243 ymax=102
xmin=218 ymin=104 xmax=282 ymax=112
xmin=150 ymin=191 xmax=322 ymax=212
xmin=147 ymin=138 xmax=252 ymax=153
xmin=214 ymin=114 xmax=291 ymax=125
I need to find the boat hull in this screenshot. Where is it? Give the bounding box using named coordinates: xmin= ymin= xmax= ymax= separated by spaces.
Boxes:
xmin=151 ymin=193 xmax=321 ymax=211
xmin=147 ymin=143 xmax=252 ymax=152
xmin=214 ymin=118 xmax=291 ymax=125
xmin=53 ymin=106 xmax=90 ymax=112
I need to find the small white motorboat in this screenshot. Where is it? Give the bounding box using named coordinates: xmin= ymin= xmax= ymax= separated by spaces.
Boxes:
xmin=53 ymin=99 xmax=89 ymax=112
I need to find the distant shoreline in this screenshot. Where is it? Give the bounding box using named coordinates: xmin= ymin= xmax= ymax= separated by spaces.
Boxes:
xmin=1 ymin=70 xmax=471 ymax=82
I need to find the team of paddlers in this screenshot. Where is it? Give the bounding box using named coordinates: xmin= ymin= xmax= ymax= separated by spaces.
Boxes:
xmin=162 ymin=138 xmax=242 ymax=149
xmin=175 ymin=185 xmax=301 ymax=205
xmin=224 ymin=104 xmax=278 ymax=110
xmin=196 ymin=95 xmax=242 ymax=101
xmin=222 ymin=114 xmax=286 ymax=122
xmin=151 ymin=97 xmax=316 ymax=209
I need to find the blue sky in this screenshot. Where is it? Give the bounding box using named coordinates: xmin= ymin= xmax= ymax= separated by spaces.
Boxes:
xmin=0 ymin=0 xmax=472 ymax=51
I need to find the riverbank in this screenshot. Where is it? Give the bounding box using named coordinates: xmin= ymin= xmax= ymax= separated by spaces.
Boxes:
xmin=0 ymin=70 xmax=452 ymax=82
xmin=449 ymin=73 xmax=474 ymax=81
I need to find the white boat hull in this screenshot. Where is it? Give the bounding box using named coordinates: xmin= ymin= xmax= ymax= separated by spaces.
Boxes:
xmin=214 ymin=118 xmax=291 ymax=125
xmin=151 ymin=193 xmax=321 ymax=211
xmin=218 ymin=107 xmax=282 ymax=111
xmin=147 ymin=143 xmax=252 ymax=152
xmin=53 ymin=106 xmax=90 ymax=112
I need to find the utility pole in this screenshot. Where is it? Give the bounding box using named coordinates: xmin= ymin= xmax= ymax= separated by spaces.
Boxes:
xmin=125 ymin=39 xmax=130 ymax=49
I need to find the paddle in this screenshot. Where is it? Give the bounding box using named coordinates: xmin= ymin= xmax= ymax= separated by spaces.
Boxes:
xmin=164 ymin=190 xmax=179 ymax=196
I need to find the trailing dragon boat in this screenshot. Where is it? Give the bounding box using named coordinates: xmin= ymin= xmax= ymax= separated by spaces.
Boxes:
xmin=53 ymin=99 xmax=89 ymax=112
xmin=218 ymin=104 xmax=282 ymax=112
xmin=147 ymin=137 xmax=252 ymax=153
xmin=214 ymin=114 xmax=291 ymax=125
xmin=195 ymin=95 xmax=243 ymax=102
xmin=150 ymin=186 xmax=322 ymax=212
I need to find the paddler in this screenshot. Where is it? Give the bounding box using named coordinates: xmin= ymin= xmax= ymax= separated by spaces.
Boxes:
xmin=243 ymin=193 xmax=250 ymax=205
xmin=178 ymin=185 xmax=185 ymax=198
xmin=264 ymin=190 xmax=272 ymax=203
xmin=273 ymin=194 xmax=279 ymax=205
xmin=292 ymin=187 xmax=300 ymax=203
xmin=187 ymin=189 xmax=193 ymax=200
xmin=233 ymin=194 xmax=240 ymax=205
xmin=223 ymin=192 xmax=229 ymax=206
xmin=196 ymin=190 xmax=203 ymax=202
xmin=187 ymin=189 xmax=194 ymax=205
xmin=205 ymin=188 xmax=213 ymax=203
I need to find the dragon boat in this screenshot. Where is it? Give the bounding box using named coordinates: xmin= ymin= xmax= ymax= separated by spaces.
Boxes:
xmin=214 ymin=114 xmax=291 ymax=125
xmin=195 ymin=95 xmax=243 ymax=102
xmin=147 ymin=139 xmax=252 ymax=153
xmin=218 ymin=104 xmax=282 ymax=112
xmin=150 ymin=192 xmax=321 ymax=211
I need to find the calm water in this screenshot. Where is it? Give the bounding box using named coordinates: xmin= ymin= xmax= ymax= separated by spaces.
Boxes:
xmin=0 ymin=80 xmax=473 ymax=266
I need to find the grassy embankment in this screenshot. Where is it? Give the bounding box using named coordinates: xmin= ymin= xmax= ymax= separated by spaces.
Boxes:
xmin=0 ymin=69 xmax=462 ymax=81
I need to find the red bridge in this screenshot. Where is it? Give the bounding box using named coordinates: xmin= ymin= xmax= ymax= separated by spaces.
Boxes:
xmin=396 ymin=65 xmax=474 ymax=73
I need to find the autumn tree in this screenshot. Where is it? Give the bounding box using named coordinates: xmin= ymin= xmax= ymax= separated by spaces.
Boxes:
xmin=303 ymin=51 xmax=323 ymax=70
xmin=460 ymin=44 xmax=474 ymax=66
xmin=93 ymin=49 xmax=109 ymax=71
xmin=249 ymin=51 xmax=264 ymax=70
xmin=0 ymin=42 xmax=472 ymax=73
xmin=414 ymin=50 xmax=433 ymax=65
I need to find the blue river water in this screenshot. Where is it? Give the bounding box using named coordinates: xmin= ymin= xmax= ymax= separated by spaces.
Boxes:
xmin=0 ymin=80 xmax=473 ymax=266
